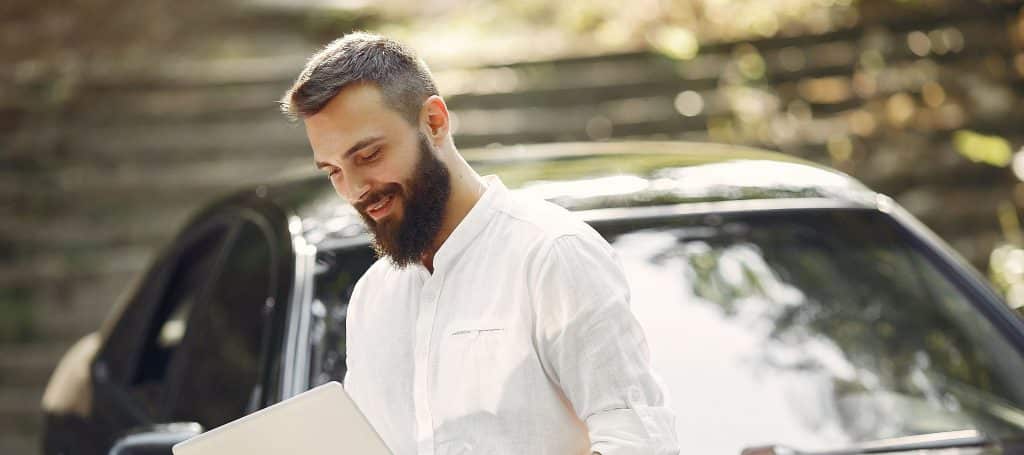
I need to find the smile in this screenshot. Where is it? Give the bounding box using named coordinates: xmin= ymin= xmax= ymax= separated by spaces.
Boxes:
xmin=366 ymin=194 xmax=394 ymax=221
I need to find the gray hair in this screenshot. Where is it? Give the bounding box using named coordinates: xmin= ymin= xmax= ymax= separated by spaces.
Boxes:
xmin=280 ymin=32 xmax=438 ymax=124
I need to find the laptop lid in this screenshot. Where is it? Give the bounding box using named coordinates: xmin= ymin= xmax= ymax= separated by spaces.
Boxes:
xmin=172 ymin=381 xmax=391 ymax=455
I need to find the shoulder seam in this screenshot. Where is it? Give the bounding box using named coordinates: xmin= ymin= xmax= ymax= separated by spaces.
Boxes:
xmin=494 ymin=203 xmax=588 ymax=241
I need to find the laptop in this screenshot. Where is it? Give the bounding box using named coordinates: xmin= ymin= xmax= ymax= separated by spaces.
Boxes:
xmin=172 ymin=381 xmax=391 ymax=455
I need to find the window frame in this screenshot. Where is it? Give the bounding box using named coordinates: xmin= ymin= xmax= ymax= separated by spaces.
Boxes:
xmin=92 ymin=195 xmax=297 ymax=434
xmin=159 ymin=210 xmax=286 ymax=423
xmin=91 ymin=211 xmax=237 ymax=430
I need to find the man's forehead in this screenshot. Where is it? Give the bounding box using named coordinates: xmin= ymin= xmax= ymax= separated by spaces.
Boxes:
xmin=306 ymin=121 xmax=387 ymax=160
xmin=306 ymin=86 xmax=397 ymax=156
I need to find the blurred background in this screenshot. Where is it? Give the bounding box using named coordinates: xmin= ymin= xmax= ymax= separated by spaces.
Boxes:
xmin=3 ymin=0 xmax=1024 ymax=452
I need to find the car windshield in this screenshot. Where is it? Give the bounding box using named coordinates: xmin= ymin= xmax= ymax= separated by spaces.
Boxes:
xmin=308 ymin=207 xmax=1024 ymax=453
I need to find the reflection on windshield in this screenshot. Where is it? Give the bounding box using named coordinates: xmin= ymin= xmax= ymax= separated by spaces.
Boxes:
xmin=610 ymin=209 xmax=1024 ymax=453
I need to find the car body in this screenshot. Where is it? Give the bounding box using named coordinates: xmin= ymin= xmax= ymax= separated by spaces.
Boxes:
xmin=42 ymin=141 xmax=1024 ymax=454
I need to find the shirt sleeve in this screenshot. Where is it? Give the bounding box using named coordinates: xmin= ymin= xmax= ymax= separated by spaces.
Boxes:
xmin=343 ymin=271 xmax=367 ymax=394
xmin=532 ymin=233 xmax=680 ymax=455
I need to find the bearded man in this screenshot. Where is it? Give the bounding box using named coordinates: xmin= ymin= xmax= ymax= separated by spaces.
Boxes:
xmin=281 ymin=32 xmax=679 ymax=455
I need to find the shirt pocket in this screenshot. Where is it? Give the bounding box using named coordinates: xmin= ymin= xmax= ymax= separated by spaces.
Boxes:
xmin=435 ymin=324 xmax=506 ymax=418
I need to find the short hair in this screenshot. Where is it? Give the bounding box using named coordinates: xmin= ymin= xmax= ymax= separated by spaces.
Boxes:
xmin=280 ymin=32 xmax=439 ymax=124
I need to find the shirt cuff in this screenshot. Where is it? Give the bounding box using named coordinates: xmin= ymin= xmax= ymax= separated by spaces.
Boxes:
xmin=587 ymin=407 xmax=679 ymax=455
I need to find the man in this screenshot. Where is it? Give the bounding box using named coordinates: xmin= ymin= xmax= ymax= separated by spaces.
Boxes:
xmin=281 ymin=32 xmax=679 ymax=455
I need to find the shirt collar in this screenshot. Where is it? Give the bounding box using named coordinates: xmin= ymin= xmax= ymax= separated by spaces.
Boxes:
xmin=426 ymin=174 xmax=506 ymax=274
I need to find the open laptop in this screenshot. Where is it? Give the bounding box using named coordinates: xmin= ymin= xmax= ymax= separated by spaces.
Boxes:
xmin=172 ymin=381 xmax=391 ymax=455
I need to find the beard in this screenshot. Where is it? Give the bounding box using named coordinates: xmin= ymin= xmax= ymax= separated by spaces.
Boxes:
xmin=355 ymin=133 xmax=451 ymax=268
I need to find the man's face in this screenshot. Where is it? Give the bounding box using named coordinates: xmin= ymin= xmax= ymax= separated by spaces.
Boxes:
xmin=305 ymin=83 xmax=451 ymax=267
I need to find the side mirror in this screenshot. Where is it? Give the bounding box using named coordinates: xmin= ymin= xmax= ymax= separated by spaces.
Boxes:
xmin=108 ymin=422 xmax=203 ymax=455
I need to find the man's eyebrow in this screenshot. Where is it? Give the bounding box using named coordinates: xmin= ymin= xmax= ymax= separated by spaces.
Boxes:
xmin=314 ymin=135 xmax=385 ymax=169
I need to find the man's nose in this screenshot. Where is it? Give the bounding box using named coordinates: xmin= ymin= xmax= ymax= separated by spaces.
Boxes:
xmin=346 ymin=175 xmax=372 ymax=202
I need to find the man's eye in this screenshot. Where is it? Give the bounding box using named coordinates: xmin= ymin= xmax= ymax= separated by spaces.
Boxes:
xmin=327 ymin=168 xmax=340 ymax=178
xmin=362 ymin=147 xmax=381 ymax=162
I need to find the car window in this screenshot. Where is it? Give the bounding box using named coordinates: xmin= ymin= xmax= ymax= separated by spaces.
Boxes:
xmin=163 ymin=220 xmax=276 ymax=429
xmin=307 ymin=246 xmax=377 ymax=388
xmin=120 ymin=224 xmax=231 ymax=418
xmin=606 ymin=209 xmax=1024 ymax=453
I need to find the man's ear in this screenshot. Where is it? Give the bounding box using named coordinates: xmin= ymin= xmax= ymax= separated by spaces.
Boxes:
xmin=420 ymin=95 xmax=450 ymax=141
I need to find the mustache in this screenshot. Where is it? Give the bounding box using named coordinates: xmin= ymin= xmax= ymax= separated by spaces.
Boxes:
xmin=353 ymin=183 xmax=402 ymax=214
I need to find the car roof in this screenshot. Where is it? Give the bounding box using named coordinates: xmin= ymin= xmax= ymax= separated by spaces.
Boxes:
xmin=259 ymin=141 xmax=879 ymax=247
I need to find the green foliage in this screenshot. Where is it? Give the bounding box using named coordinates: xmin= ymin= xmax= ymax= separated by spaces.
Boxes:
xmin=649 ymin=26 xmax=700 ymax=60
xmin=953 ymin=130 xmax=1013 ymax=167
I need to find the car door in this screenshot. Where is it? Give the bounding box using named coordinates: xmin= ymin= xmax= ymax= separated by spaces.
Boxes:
xmin=88 ymin=213 xmax=235 ymax=453
xmin=159 ymin=214 xmax=285 ymax=431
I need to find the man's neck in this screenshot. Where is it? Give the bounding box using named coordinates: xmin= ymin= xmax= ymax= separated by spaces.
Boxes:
xmin=420 ymin=164 xmax=486 ymax=273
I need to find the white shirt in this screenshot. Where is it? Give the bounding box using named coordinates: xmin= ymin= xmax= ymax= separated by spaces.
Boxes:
xmin=344 ymin=175 xmax=679 ymax=455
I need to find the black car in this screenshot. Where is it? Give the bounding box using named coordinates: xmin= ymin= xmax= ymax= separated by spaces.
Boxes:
xmin=42 ymin=142 xmax=1024 ymax=454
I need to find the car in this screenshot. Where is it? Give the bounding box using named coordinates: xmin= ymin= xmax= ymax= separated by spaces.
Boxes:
xmin=41 ymin=141 xmax=1024 ymax=454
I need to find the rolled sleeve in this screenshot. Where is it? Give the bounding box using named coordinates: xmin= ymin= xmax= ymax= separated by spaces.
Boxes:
xmin=533 ymin=233 xmax=679 ymax=455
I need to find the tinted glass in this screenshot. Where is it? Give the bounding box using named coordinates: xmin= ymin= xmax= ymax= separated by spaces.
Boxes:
xmin=608 ymin=209 xmax=1024 ymax=452
xmin=127 ymin=226 xmax=229 ymax=418
xmin=164 ymin=221 xmax=274 ymax=429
